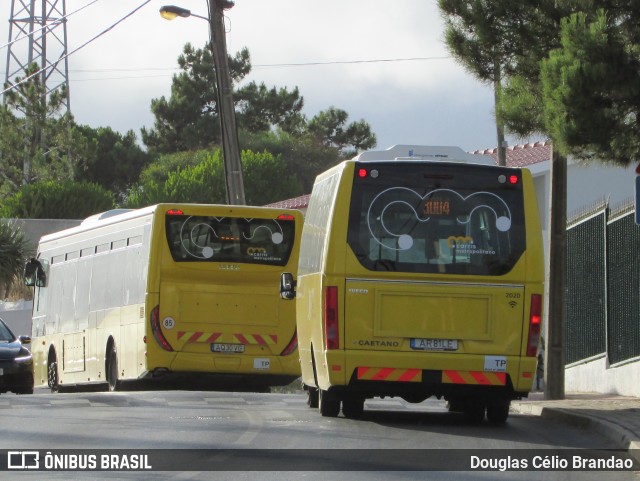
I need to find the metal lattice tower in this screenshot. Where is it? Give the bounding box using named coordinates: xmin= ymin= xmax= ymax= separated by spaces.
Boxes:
xmin=4 ymin=0 xmax=70 ymax=112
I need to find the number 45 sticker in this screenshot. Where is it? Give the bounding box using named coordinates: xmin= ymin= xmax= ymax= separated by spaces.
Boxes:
xmin=253 ymin=359 xmax=270 ymax=370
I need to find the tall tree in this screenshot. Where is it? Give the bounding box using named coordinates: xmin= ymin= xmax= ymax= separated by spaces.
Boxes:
xmin=235 ymin=83 xmax=305 ymax=135
xmin=541 ymin=7 xmax=640 ymax=166
xmin=307 ymin=107 xmax=376 ymax=155
xmin=141 ymin=44 xmax=305 ymax=154
xmin=438 ymin=0 xmax=531 ymax=164
xmin=142 ymin=43 xmax=377 ymax=157
xmin=1 ymin=64 xmax=85 ymax=197
xmin=74 ymin=125 xmax=149 ymax=200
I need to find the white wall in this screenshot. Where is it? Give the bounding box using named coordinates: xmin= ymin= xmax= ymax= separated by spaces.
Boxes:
xmin=0 ymin=300 xmax=32 ymax=336
xmin=565 ymin=356 xmax=640 ymax=397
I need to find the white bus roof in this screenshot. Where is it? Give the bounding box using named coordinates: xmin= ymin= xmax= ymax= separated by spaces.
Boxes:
xmin=352 ymin=145 xmax=494 ymax=165
xmin=81 ymin=209 xmax=135 ymax=225
xmin=39 ymin=205 xmax=158 ymax=245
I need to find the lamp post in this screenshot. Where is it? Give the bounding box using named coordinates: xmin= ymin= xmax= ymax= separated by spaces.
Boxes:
xmin=160 ymin=2 xmax=246 ymax=205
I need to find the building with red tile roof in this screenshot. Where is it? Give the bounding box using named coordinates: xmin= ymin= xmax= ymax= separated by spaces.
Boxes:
xmin=472 ymin=141 xmax=552 ymax=168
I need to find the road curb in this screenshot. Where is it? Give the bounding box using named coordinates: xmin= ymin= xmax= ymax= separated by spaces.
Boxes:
xmin=512 ymin=402 xmax=640 ymax=464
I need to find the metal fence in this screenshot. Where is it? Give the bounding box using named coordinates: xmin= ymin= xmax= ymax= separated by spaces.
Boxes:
xmin=566 ymin=202 xmax=640 ymax=366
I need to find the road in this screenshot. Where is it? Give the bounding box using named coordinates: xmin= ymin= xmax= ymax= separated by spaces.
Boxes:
xmin=0 ymin=388 xmax=636 ymax=480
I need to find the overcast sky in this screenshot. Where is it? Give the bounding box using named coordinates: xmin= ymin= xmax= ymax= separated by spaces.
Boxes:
xmin=1 ymin=0 xmax=538 ymax=153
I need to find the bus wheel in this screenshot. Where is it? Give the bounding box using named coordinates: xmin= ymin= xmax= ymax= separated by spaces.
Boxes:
xmin=342 ymin=396 xmax=365 ymax=419
xmin=306 ymin=387 xmax=319 ymax=408
xmin=446 ymin=399 xmax=464 ymax=413
xmin=318 ymin=389 xmax=340 ymax=417
xmin=107 ymin=346 xmax=120 ymax=392
xmin=487 ymin=403 xmax=510 ymax=424
xmin=463 ymin=402 xmax=486 ymax=424
xmin=47 ymin=353 xmax=59 ymax=393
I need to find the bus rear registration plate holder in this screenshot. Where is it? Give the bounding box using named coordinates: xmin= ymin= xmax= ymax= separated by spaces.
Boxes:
xmin=410 ymin=338 xmax=458 ymax=351
xmin=211 ymin=343 xmax=245 ymax=353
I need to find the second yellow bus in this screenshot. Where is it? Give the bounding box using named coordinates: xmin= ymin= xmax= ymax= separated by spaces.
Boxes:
xmin=24 ymin=204 xmax=303 ymax=391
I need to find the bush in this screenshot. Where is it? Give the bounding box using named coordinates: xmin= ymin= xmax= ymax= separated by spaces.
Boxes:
xmin=125 ymin=149 xmax=300 ymax=208
xmin=126 ymin=150 xmax=226 ymax=208
xmin=0 ymin=220 xmax=34 ymax=298
xmin=0 ymin=181 xmax=114 ymax=219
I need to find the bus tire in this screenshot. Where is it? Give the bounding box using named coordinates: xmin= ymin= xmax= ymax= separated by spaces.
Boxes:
xmin=487 ymin=403 xmax=510 ymax=424
xmin=342 ymin=396 xmax=365 ymax=419
xmin=47 ymin=351 xmax=59 ymax=393
xmin=463 ymin=402 xmax=486 ymax=424
xmin=319 ymin=389 xmax=340 ymax=417
xmin=446 ymin=399 xmax=464 ymax=413
xmin=107 ymin=346 xmax=120 ymax=392
xmin=306 ymin=386 xmax=319 ymax=408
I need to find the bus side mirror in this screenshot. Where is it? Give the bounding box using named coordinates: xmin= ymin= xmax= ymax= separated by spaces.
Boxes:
xmin=280 ymin=272 xmax=296 ymax=300
xmin=24 ymin=258 xmax=47 ymax=287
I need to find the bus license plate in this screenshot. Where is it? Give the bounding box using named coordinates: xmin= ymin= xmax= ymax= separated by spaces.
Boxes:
xmin=410 ymin=338 xmax=458 ymax=351
xmin=211 ymin=343 xmax=245 ymax=353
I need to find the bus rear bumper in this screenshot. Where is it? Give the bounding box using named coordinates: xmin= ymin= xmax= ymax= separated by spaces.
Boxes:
xmin=325 ymin=349 xmax=535 ymax=399
xmin=147 ymin=351 xmax=301 ymax=387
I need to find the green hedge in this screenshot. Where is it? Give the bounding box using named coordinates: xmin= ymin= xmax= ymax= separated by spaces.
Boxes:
xmin=0 ymin=181 xmax=115 ymax=219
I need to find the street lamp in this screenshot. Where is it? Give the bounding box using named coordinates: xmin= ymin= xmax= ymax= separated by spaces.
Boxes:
xmin=160 ymin=2 xmax=246 ymax=206
xmin=159 ymin=6 xmax=207 ymax=21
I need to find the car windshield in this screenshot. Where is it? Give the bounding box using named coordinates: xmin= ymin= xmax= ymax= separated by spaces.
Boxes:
xmin=0 ymin=320 xmax=17 ymax=342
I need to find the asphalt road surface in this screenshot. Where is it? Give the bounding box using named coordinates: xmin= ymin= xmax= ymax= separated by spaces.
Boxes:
xmin=0 ymin=388 xmax=636 ymax=480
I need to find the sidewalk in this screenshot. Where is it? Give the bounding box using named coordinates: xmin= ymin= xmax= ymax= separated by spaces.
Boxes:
xmin=511 ymin=391 xmax=640 ymax=463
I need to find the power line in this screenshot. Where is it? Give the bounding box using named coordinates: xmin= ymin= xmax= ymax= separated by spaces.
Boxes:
xmin=0 ymin=0 xmax=100 ymax=52
xmin=1 ymin=0 xmax=152 ymax=97
xmin=252 ymin=56 xmax=451 ymax=69
xmin=53 ymin=56 xmax=453 ymax=81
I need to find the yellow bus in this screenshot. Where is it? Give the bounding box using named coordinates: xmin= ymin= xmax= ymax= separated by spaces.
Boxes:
xmin=280 ymin=145 xmax=544 ymax=423
xmin=24 ymin=204 xmax=302 ymax=392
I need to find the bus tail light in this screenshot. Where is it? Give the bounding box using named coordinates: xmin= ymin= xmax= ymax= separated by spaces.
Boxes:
xmin=526 ymin=294 xmax=542 ymax=357
xmin=280 ymin=330 xmax=298 ymax=356
xmin=151 ymin=305 xmax=174 ymax=351
xmin=324 ymin=286 xmax=339 ymax=350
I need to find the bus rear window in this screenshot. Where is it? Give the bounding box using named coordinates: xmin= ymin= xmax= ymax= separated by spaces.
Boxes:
xmin=166 ymin=215 xmax=296 ymax=266
xmin=347 ymin=162 xmax=526 ymax=276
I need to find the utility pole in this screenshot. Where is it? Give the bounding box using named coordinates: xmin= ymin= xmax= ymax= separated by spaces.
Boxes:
xmin=493 ymin=60 xmax=506 ymax=166
xmin=208 ymin=0 xmax=246 ymax=205
xmin=545 ymin=145 xmax=567 ymax=400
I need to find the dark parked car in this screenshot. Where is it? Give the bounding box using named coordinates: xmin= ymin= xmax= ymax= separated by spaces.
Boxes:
xmin=0 ymin=317 xmax=34 ymax=395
